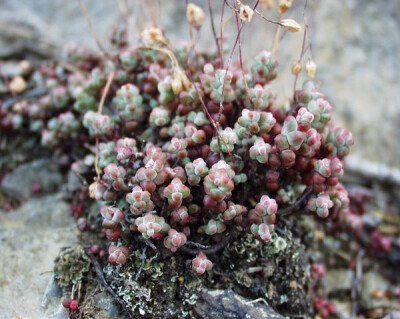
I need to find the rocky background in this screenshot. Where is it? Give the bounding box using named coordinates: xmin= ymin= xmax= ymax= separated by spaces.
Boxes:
xmin=1 ymin=0 xmax=399 ymax=318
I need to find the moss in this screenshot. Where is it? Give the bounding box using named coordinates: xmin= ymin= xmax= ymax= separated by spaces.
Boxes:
xmin=207 ymin=230 xmax=312 ymax=316
xmin=54 ymin=246 xmax=91 ymax=291
xmin=102 ymin=251 xmax=203 ymax=318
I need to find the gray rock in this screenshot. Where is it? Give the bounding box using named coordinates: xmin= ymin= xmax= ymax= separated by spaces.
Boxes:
xmin=93 ymin=291 xmax=122 ymax=319
xmin=361 ymin=271 xmax=393 ymax=309
xmin=0 ymin=192 xmax=78 ymax=318
xmin=383 ymin=310 xmax=400 ymax=319
xmin=314 ymin=0 xmax=400 ymax=168
xmin=194 ymin=289 xmax=284 ymax=319
xmin=2 ymin=159 xmax=63 ymax=198
xmin=325 ymin=269 xmax=354 ymax=293
xmin=41 ymin=274 xmax=63 ymax=310
xmin=333 ymin=300 xmax=352 ymax=319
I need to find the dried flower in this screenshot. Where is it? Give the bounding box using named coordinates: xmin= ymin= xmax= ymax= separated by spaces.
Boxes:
xmin=291 ymin=61 xmax=303 ymax=75
xmin=280 ymin=19 xmax=301 ymax=32
xmin=186 ymin=3 xmax=205 ymax=29
xmin=260 ymin=0 xmax=274 ymax=10
xmin=239 ymin=5 xmax=254 ymax=23
xmin=305 ymin=59 xmax=317 ymax=79
xmin=141 ymin=27 xmax=166 ymax=46
xmin=19 ymin=60 xmax=31 ymax=73
xmin=171 ymin=68 xmax=191 ymax=95
xmin=278 ymin=0 xmax=292 ymax=13
xmin=9 ymin=75 xmax=27 ymax=94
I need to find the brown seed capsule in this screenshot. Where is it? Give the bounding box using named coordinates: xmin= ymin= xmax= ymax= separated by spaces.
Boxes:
xmin=278 ymin=0 xmax=292 ymax=14
xmin=141 ymin=28 xmax=166 ymax=46
xmin=186 ymin=3 xmax=205 ymax=29
xmin=239 ymin=5 xmax=254 ymax=23
xmin=9 ymin=75 xmax=27 ymax=94
xmin=19 ymin=60 xmax=31 ymax=74
xmin=89 ymin=181 xmax=98 ymax=199
xmin=260 ymin=0 xmax=274 ymax=10
xmin=280 ymin=19 xmax=301 ymax=32
xmin=305 ymin=59 xmax=317 ymax=79
xmin=291 ymin=61 xmax=303 ymax=75
xmin=171 ymin=68 xmax=190 ymax=95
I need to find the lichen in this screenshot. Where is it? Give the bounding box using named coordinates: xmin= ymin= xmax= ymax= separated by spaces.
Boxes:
xmin=54 ymin=246 xmax=91 ymax=290
xmin=102 ymin=251 xmax=203 ymax=318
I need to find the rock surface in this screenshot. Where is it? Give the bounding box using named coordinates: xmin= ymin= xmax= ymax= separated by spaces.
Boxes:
xmin=325 ymin=269 xmax=353 ymax=293
xmin=194 ymin=289 xmax=284 ymax=319
xmin=0 ymin=160 xmax=78 ymax=318
xmin=2 ymin=159 xmax=63 ymax=198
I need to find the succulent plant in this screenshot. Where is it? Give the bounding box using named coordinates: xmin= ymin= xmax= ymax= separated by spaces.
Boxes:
xmin=192 ymin=252 xmax=213 ymax=275
xmin=100 ymin=206 xmax=125 ymax=229
xmin=113 ymin=84 xmax=144 ymax=121
xmin=2 ymin=23 xmax=354 ymax=282
xmin=126 ymin=186 xmax=155 ymax=216
xmin=108 ymin=245 xmax=130 ymax=266
xmin=135 ymin=213 xmax=170 ymax=239
xmin=162 ymin=178 xmax=191 ymax=209
xmin=163 ymin=229 xmax=187 ymax=252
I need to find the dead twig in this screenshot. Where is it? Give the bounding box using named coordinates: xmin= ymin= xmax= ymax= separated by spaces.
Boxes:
xmin=181 ymin=230 xmax=239 ymax=255
xmin=185 ymin=241 xmax=211 ymax=250
xmin=77 ymin=0 xmax=113 ymax=61
xmin=2 ymin=87 xmax=47 ymax=109
xmin=116 ymin=0 xmax=130 ymax=29
xmin=218 ymin=1 xmax=244 ymax=123
xmin=277 ymin=186 xmax=313 ymax=217
xmin=137 ymin=235 xmax=158 ymax=252
xmin=293 ymin=0 xmax=309 ymax=96
xmin=98 ymin=71 xmax=115 ymax=115
xmin=207 ymin=0 xmax=222 ymax=63
xmin=219 ymin=0 xmax=226 ymax=67
xmin=218 ymin=0 xmax=261 ymax=123
xmin=86 ymin=252 xmax=134 ymax=319
xmin=94 ymin=71 xmax=115 ymax=178
xmin=135 ymin=246 xmax=147 ymax=281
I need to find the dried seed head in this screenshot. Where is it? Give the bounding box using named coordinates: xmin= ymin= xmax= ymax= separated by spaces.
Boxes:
xmin=186 ymin=3 xmax=205 ymax=29
xmin=172 ymin=68 xmax=191 ymax=95
xmin=9 ymin=75 xmax=27 ymax=94
xmin=141 ymin=28 xmax=166 ymax=46
xmin=305 ymin=59 xmax=317 ymax=79
xmin=19 ymin=60 xmax=31 ymax=74
xmin=239 ymin=5 xmax=254 ymax=23
xmin=260 ymin=0 xmax=274 ymax=10
xmin=280 ymin=19 xmax=301 ymax=32
xmin=89 ymin=181 xmax=98 ymax=199
xmin=12 ymin=101 xmax=26 ymax=113
xmin=278 ymin=0 xmax=292 ymax=14
xmin=291 ymin=61 xmax=303 ymax=75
